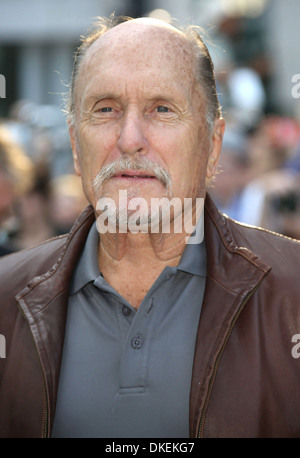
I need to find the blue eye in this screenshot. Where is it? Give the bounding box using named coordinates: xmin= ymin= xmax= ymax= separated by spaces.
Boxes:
xmin=157 ymin=106 xmax=169 ymax=113
xmin=100 ymin=107 xmax=113 ymax=112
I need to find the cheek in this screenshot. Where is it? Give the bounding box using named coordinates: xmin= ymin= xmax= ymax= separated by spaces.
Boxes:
xmin=160 ymin=133 xmax=209 ymax=197
xmin=178 ymin=127 xmax=209 ymax=173
xmin=74 ymin=128 xmax=114 ymax=205
xmin=182 ymin=132 xmax=211 ymax=196
xmin=77 ymin=126 xmax=118 ymax=174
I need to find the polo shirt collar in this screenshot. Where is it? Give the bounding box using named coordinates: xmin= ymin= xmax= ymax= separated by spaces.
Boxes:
xmin=69 ymin=222 xmax=100 ymax=295
xmin=176 ymin=211 xmax=206 ymax=277
xmin=70 ymin=213 xmax=206 ymax=295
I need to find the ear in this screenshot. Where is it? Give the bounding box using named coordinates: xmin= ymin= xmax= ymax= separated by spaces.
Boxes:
xmin=206 ymin=118 xmax=225 ymax=179
xmin=69 ymin=123 xmax=81 ymax=177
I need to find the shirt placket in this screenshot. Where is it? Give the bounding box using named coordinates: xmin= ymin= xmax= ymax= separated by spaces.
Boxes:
xmin=117 ymin=296 xmax=156 ymax=391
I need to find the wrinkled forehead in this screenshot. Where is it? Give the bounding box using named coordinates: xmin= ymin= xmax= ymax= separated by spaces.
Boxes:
xmin=81 ymin=19 xmax=195 ymax=80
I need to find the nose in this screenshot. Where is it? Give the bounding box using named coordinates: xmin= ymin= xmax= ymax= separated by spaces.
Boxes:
xmin=117 ymin=110 xmax=148 ymax=156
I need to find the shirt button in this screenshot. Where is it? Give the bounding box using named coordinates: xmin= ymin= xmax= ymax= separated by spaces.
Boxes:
xmin=131 ymin=334 xmax=143 ymax=350
xmin=122 ymin=305 xmax=131 ymax=316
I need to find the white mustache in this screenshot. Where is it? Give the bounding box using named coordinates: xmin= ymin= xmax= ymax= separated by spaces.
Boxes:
xmin=93 ymin=156 xmax=172 ymax=192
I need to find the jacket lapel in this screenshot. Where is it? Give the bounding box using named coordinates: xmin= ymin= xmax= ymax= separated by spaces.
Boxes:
xmin=189 ymin=194 xmax=271 ymax=437
xmin=15 ymin=206 xmax=95 ymax=435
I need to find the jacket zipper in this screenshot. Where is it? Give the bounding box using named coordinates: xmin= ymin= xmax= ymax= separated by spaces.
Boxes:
xmin=17 ymin=299 xmax=49 ymax=438
xmin=197 ymin=283 xmax=262 ymax=438
xmin=32 ymin=339 xmax=49 ymax=438
xmin=42 ymin=377 xmax=49 ymax=438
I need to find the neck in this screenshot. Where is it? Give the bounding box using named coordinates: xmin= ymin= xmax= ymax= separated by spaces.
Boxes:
xmin=97 ymin=199 xmax=203 ymax=265
xmin=97 ymin=231 xmax=188 ymax=310
xmin=97 ymin=194 xmax=204 ymax=265
xmin=98 ymin=230 xmax=189 ymax=267
xmin=95 ymin=204 xmax=204 ymax=310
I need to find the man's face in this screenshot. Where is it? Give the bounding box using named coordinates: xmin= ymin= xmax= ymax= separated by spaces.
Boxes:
xmin=70 ymin=20 xmax=224 ymax=222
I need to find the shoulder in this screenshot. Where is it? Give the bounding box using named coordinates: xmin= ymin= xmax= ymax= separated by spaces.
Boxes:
xmin=0 ymin=235 xmax=69 ymax=340
xmin=0 ymin=205 xmax=95 ymax=287
xmin=0 ymin=235 xmax=68 ymax=288
xmin=227 ymin=216 xmax=300 ymax=262
xmin=225 ymin=216 xmax=300 ymax=299
xmin=205 ymin=193 xmax=300 ymax=283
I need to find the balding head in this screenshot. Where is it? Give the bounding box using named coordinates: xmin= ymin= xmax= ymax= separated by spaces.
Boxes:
xmin=84 ymin=17 xmax=192 ymax=71
xmin=66 ymin=15 xmax=222 ymax=131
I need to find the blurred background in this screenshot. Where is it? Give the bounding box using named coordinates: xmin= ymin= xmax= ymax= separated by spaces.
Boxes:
xmin=1 ymin=0 xmax=300 ymax=254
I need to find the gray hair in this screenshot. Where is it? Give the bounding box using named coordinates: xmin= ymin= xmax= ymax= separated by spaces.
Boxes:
xmin=65 ymin=15 xmax=222 ymax=131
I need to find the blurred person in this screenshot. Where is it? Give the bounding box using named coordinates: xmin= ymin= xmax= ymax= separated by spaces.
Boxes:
xmin=1 ymin=15 xmax=300 ymax=440
xmin=209 ymin=128 xmax=252 ymax=221
xmin=257 ymin=170 xmax=300 ymax=237
xmin=10 ymin=164 xmax=54 ymax=250
xmin=49 ymin=174 xmax=88 ymax=235
xmin=232 ymin=116 xmax=300 ymax=229
xmin=247 ymin=116 xmax=300 ymax=176
xmin=0 ymin=125 xmax=34 ymax=255
xmin=214 ymin=10 xmax=272 ymax=113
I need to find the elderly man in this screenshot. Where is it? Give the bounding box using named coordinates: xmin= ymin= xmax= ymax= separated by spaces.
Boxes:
xmin=1 ymin=16 xmax=300 ymax=439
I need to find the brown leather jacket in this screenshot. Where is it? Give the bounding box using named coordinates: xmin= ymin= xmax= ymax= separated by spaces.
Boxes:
xmin=1 ymin=194 xmax=300 ymax=438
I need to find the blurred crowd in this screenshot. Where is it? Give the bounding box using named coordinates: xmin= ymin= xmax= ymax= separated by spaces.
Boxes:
xmin=209 ymin=115 xmax=300 ymax=239
xmin=0 ymin=102 xmax=88 ymax=256
xmin=209 ymin=11 xmax=300 ymax=240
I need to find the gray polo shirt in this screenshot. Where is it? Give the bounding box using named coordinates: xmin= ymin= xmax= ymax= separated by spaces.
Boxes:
xmin=52 ymin=222 xmax=206 ymax=438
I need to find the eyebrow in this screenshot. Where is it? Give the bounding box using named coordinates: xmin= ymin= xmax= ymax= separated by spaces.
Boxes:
xmin=83 ymin=90 xmax=186 ymax=109
xmin=83 ymin=93 xmax=119 ymax=105
xmin=80 ymin=75 xmax=192 ymax=114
